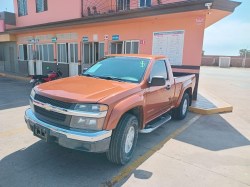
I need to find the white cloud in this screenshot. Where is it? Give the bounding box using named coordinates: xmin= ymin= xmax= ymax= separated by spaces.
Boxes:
xmin=203 ymin=20 xmax=250 ymax=56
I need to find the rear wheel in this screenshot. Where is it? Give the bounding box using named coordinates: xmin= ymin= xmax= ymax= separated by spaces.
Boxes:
xmin=106 ymin=113 xmax=138 ymax=165
xmin=173 ymin=93 xmax=190 ymax=120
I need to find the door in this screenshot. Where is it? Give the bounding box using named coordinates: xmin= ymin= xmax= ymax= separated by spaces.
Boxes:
xmin=83 ymin=42 xmax=92 ymax=68
xmin=68 ymin=43 xmax=78 ymax=76
xmin=82 ymin=42 xmax=104 ymax=69
xmin=144 ymin=60 xmax=172 ymax=123
xmin=110 ymin=42 xmax=124 ymax=54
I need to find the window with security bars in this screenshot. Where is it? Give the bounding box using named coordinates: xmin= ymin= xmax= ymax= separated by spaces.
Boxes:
xmin=17 ymin=0 xmax=28 ymax=16
xmin=36 ymin=44 xmax=54 ymax=62
xmin=36 ymin=0 xmax=48 ymax=13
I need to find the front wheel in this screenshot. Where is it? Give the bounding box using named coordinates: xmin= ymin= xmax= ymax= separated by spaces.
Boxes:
xmin=172 ymin=93 xmax=190 ymax=120
xmin=106 ymin=113 xmax=138 ymax=165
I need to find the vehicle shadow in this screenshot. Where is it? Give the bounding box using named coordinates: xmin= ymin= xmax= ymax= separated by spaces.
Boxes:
xmin=0 ymin=77 xmax=31 ymax=110
xmin=1 ymin=113 xmax=249 ymax=187
xmin=0 ymin=113 xmax=196 ymax=187
xmin=114 ymin=113 xmax=250 ymax=186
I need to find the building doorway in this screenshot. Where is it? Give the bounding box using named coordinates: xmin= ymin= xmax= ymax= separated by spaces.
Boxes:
xmin=82 ymin=42 xmax=104 ymax=68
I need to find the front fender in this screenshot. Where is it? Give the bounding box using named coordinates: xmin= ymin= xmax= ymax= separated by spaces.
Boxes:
xmin=104 ymin=93 xmax=144 ymax=130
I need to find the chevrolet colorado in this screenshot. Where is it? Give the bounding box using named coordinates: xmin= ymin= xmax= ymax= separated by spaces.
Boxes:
xmin=24 ymin=54 xmax=196 ymax=165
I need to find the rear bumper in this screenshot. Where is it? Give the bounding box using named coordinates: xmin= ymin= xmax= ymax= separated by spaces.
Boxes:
xmin=24 ymin=109 xmax=112 ymax=153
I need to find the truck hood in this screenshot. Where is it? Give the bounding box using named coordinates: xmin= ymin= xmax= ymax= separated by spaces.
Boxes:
xmin=36 ymin=76 xmax=139 ymax=103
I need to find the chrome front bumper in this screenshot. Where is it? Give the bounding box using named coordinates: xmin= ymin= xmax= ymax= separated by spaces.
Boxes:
xmin=24 ymin=109 xmax=112 ymax=142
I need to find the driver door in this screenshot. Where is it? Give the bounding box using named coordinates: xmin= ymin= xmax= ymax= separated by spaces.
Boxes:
xmin=144 ymin=60 xmax=173 ymax=123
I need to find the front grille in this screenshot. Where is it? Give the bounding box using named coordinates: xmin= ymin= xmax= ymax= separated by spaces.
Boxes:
xmin=35 ymin=106 xmax=66 ymax=122
xmin=34 ymin=94 xmax=73 ymax=109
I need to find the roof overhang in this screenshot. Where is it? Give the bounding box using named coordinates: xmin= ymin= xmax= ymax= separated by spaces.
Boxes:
xmin=205 ymin=0 xmax=241 ymax=28
xmin=6 ymin=0 xmax=241 ymax=34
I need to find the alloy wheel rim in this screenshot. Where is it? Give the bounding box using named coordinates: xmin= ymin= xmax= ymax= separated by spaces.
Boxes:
xmin=182 ymin=99 xmax=188 ymax=115
xmin=125 ymin=126 xmax=135 ymax=154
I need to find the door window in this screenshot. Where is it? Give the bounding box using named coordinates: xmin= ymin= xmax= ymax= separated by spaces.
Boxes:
xmin=68 ymin=43 xmax=78 ymax=63
xmin=99 ymin=43 xmax=105 ymax=59
xmin=18 ymin=44 xmax=27 ymax=60
xmin=110 ymin=42 xmax=124 ymax=54
xmin=27 ymin=44 xmax=33 ymax=60
xmin=83 ymin=42 xmax=104 ymax=65
xmin=150 ymin=60 xmax=168 ymax=81
xmin=125 ymin=41 xmax=139 ymax=54
xmin=57 ymin=43 xmax=67 ymax=63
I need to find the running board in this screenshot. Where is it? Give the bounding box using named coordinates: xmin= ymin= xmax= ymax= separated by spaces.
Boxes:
xmin=139 ymin=114 xmax=172 ymax=134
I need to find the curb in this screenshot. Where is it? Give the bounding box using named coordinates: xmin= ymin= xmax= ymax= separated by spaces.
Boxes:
xmin=0 ymin=72 xmax=30 ymax=81
xmin=189 ymin=106 xmax=233 ymax=115
xmin=189 ymin=90 xmax=233 ymax=115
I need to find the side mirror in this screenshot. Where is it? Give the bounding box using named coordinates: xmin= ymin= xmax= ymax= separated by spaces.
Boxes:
xmin=82 ymin=67 xmax=89 ymax=74
xmin=150 ymin=76 xmax=166 ymax=87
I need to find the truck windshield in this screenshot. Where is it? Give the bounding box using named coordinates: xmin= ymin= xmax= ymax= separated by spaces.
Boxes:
xmin=83 ymin=57 xmax=150 ymax=83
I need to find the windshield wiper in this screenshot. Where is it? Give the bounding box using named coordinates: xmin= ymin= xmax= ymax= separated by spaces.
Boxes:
xmin=82 ymin=74 xmax=100 ymax=78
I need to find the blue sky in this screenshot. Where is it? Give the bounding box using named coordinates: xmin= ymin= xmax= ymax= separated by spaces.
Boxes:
xmin=204 ymin=0 xmax=250 ymax=56
xmin=0 ymin=0 xmax=249 ymax=56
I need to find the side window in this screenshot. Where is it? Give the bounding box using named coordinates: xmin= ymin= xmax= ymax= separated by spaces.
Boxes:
xmin=17 ymin=0 xmax=28 ymax=16
xmin=150 ymin=60 xmax=168 ymax=81
xmin=36 ymin=0 xmax=48 ymax=13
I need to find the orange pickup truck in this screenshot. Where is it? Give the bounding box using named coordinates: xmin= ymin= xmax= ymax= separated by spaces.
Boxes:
xmin=24 ymin=54 xmax=196 ymax=164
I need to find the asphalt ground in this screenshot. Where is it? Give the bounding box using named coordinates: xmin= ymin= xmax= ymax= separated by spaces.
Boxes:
xmin=0 ymin=67 xmax=250 ymax=187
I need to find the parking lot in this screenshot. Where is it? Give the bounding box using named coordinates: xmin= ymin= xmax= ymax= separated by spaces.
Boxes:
xmin=1 ymin=67 xmax=250 ymax=187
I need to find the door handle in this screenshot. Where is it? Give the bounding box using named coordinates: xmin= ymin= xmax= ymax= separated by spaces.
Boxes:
xmin=166 ymin=84 xmax=171 ymax=90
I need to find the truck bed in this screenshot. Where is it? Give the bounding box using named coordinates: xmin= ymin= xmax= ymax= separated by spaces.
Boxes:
xmin=173 ymin=72 xmax=196 ymax=103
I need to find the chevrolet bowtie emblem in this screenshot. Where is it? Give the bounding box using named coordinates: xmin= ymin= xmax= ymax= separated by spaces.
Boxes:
xmin=44 ymin=103 xmax=52 ymax=111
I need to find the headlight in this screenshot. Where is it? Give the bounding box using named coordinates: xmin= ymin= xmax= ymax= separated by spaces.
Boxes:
xmin=30 ymin=88 xmax=36 ymax=99
xmin=74 ymin=104 xmax=108 ymax=113
xmin=70 ymin=104 xmax=108 ymax=130
xmin=70 ymin=116 xmax=105 ymax=130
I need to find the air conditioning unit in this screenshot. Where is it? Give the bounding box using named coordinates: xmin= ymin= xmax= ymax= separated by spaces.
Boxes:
xmin=219 ymin=57 xmax=231 ymax=68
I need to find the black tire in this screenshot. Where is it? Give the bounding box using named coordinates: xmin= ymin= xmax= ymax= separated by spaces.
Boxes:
xmin=32 ymin=80 xmax=42 ymax=88
xmin=106 ymin=113 xmax=138 ymax=165
xmin=172 ymin=93 xmax=190 ymax=120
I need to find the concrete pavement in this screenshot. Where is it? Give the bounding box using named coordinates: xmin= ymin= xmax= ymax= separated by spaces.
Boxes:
xmin=117 ymin=67 xmax=250 ymax=186
xmin=1 ymin=67 xmax=250 ymax=187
